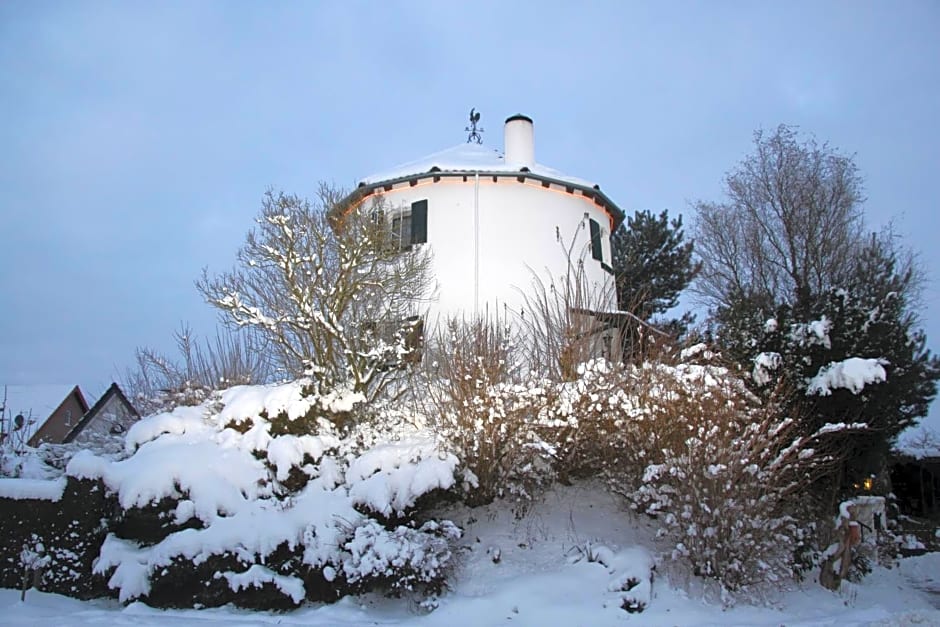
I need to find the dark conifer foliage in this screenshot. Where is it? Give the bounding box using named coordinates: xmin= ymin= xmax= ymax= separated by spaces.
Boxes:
xmin=611 ymin=209 xmax=699 ymax=344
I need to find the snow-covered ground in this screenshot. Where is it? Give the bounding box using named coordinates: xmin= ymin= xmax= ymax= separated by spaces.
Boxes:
xmin=3 ymin=483 xmax=938 ymax=626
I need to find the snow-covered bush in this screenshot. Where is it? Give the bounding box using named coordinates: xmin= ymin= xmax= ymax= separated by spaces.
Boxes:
xmin=573 ymin=349 xmax=854 ymax=600
xmin=0 ymin=477 xmax=113 ymax=598
xmin=545 ymin=358 xmax=635 ymax=482
xmin=570 ymin=544 xmax=655 ymax=613
xmin=425 ymin=319 xmax=558 ymax=507
xmin=66 ymin=380 xmax=461 ymax=609
xmin=711 ymin=230 xmax=940 ymax=494
xmin=198 ymin=187 xmax=435 ymax=405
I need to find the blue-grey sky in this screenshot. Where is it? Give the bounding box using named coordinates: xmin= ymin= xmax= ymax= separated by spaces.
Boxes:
xmin=2 ymin=1 xmax=938 ymax=429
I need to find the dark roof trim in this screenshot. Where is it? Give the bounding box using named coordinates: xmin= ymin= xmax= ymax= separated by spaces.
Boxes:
xmin=63 ymin=382 xmax=139 ymax=443
xmin=350 ymin=170 xmax=626 ymax=230
xmin=505 ymin=114 xmax=533 ymax=124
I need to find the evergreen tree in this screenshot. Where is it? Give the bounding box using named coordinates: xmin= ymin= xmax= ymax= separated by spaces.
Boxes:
xmin=697 ymin=125 xmax=940 ymax=495
xmin=714 ymin=231 xmax=940 ymax=490
xmin=611 ymin=209 xmax=699 ymax=331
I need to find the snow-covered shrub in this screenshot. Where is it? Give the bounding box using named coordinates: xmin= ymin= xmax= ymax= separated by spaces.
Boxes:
xmin=597 ymin=351 xmax=853 ymax=600
xmin=0 ymin=444 xmax=60 ymax=479
xmin=198 ymin=187 xmax=435 ymax=405
xmin=18 ymin=537 xmax=50 ymax=600
xmin=545 ymin=358 xmax=635 ymax=482
xmin=342 ymin=519 xmax=460 ymax=595
xmin=569 ymin=544 xmax=655 ymax=613
xmin=67 ymin=380 xmax=461 ymax=609
xmin=0 ymin=477 xmax=113 ymax=598
xmin=425 ymin=319 xmax=558 ymax=507
xmin=710 ymin=230 xmax=940 ymax=495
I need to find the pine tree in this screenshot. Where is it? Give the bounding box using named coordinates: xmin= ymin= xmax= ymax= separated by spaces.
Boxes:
xmin=713 ymin=231 xmax=940 ymax=491
xmin=611 ymin=209 xmax=699 ymax=335
xmin=697 ymin=125 xmax=940 ymax=495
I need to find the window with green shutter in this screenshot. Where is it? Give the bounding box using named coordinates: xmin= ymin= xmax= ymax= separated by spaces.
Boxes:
xmin=391 ymin=200 xmax=428 ymax=251
xmin=589 ymin=218 xmax=603 ymax=261
xmin=410 ymin=199 xmax=428 ymax=245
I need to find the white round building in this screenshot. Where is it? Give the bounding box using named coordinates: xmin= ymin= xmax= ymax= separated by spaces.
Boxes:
xmin=348 ymin=114 xmax=626 ymax=327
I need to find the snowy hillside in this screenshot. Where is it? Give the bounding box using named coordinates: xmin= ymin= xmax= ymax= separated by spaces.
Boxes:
xmin=2 ymin=483 xmax=939 ymax=625
xmin=3 ymin=364 xmax=939 ymax=625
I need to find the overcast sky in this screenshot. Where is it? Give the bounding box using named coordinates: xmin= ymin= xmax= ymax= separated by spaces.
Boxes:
xmin=1 ymin=1 xmax=938 ymax=429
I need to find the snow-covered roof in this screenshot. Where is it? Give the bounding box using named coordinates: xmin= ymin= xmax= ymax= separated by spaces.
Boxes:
xmin=356 ymin=142 xmax=625 ymax=229
xmin=360 ymin=143 xmax=597 ymax=189
xmin=1 ymin=384 xmax=79 ymax=443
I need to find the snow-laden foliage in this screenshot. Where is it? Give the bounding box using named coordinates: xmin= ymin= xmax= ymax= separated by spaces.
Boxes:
xmin=712 ymin=230 xmax=940 ymax=492
xmin=122 ymin=323 xmax=271 ymax=417
xmin=66 ymin=381 xmax=461 ymax=608
xmin=616 ymin=359 xmax=863 ymax=600
xmin=569 ymin=544 xmax=655 ymax=613
xmin=422 ymin=321 xmax=850 ymax=600
xmin=198 ymin=187 xmax=435 ymax=405
xmin=425 ymin=320 xmax=558 ymax=507
xmin=522 ymin=350 xmax=849 ymax=601
xmin=806 ymin=357 xmax=887 ymax=396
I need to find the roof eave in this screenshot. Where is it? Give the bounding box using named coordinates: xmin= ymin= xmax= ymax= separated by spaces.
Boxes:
xmin=347 ymin=170 xmax=626 ymax=230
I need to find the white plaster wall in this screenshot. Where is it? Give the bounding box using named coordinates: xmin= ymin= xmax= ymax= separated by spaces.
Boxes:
xmin=371 ymin=177 xmax=616 ymax=323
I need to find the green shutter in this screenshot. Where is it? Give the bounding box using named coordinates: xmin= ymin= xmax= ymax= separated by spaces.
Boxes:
xmin=411 ymin=200 xmax=428 ymax=244
xmin=590 ymin=218 xmax=603 ymax=261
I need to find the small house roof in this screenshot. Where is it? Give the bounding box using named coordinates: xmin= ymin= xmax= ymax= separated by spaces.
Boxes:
xmin=2 ymin=384 xmax=87 ymax=443
xmin=63 ymin=382 xmax=139 ymax=443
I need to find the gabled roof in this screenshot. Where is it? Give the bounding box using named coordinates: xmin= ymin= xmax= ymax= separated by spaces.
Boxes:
xmin=63 ymin=382 xmax=139 ymax=444
xmin=1 ymin=384 xmax=88 ymax=443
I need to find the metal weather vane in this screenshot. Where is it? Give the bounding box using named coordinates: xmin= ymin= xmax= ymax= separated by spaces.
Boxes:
xmin=465 ymin=108 xmax=484 ymax=144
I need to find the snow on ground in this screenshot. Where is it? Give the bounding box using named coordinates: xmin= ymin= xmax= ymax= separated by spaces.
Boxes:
xmin=3 ymin=482 xmax=939 ymax=626
xmin=0 ymin=477 xmax=65 ymax=500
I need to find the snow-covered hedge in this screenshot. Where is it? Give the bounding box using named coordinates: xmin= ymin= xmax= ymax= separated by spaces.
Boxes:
xmin=65 ymin=381 xmax=462 ymax=609
xmin=606 ymin=354 xmax=856 ymax=600
xmin=507 ymin=349 xmax=854 ymax=602
xmin=0 ymin=477 xmax=112 ymax=598
xmin=424 ymin=320 xmax=559 ymax=507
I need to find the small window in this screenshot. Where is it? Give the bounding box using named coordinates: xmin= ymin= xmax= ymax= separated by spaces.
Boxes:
xmin=64 ymin=409 xmax=72 ymax=427
xmin=392 ymin=213 xmax=412 ymax=249
xmin=391 ymin=200 xmax=428 ymax=251
xmin=589 ymin=218 xmax=603 ymax=262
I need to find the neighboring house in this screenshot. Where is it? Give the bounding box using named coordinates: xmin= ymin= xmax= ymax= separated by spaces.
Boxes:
xmin=1 ymin=383 xmax=140 ymax=450
xmin=344 ymin=114 xmax=626 ymax=327
xmin=1 ymin=385 xmax=89 ymax=448
xmin=64 ymin=382 xmax=140 ymax=447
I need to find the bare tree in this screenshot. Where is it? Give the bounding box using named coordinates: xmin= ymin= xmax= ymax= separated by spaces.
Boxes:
xmin=122 ymin=323 xmax=272 ymax=416
xmin=518 ymin=225 xmax=622 ymax=379
xmin=198 ymin=185 xmax=435 ymax=402
xmin=693 ymin=125 xmax=865 ymax=310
